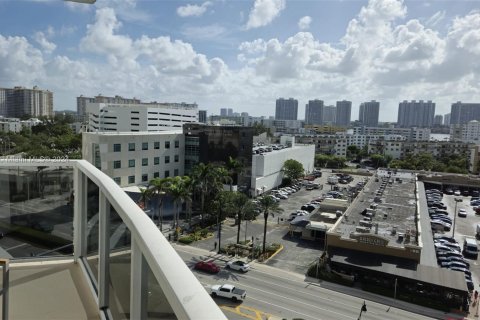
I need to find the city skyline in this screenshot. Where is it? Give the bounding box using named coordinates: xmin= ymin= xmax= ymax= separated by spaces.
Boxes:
xmin=0 ymin=0 xmax=479 ymax=121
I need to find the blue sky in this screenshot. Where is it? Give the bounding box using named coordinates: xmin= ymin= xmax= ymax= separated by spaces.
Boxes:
xmin=1 ymin=0 xmax=480 ymax=121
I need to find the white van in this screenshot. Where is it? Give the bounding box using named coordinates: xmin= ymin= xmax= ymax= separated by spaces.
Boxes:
xmin=463 ymin=237 xmax=478 ymax=258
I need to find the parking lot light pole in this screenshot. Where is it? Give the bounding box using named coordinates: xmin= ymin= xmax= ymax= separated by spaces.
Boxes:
xmin=453 ymin=198 xmax=463 ymax=238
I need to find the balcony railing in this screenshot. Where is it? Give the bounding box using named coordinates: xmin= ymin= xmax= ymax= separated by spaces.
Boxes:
xmin=0 ymin=159 xmax=226 ymax=320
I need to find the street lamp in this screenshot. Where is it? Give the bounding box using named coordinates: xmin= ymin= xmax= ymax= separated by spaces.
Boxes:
xmin=452 ymin=198 xmax=463 ymax=238
xmin=357 ymin=301 xmax=367 ymax=320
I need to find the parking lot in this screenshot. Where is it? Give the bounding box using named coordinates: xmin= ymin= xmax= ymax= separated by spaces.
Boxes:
xmin=271 ymin=169 xmax=369 ymax=225
xmin=423 ymin=185 xmax=480 ymax=293
xmin=259 ymin=170 xmax=370 ymax=273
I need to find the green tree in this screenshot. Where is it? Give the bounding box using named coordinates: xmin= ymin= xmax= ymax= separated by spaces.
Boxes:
xmin=315 ymin=154 xmax=331 ymax=168
xmin=226 ymin=156 xmax=243 ymax=189
xmin=228 ymin=192 xmax=257 ymax=244
xmin=191 ymin=163 xmax=218 ymax=221
xmin=149 ymin=177 xmax=169 ymax=231
xmin=165 ymin=176 xmax=191 ymax=236
xmin=258 ymin=196 xmax=283 ymax=256
xmin=346 ymin=145 xmax=360 ymax=160
xmin=283 ymin=159 xmax=304 ymax=182
xmin=138 ymin=186 xmax=153 ymax=217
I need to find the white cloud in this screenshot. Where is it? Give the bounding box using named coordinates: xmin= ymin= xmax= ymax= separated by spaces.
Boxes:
xmin=64 ymin=1 xmax=92 ymax=13
xmin=33 ymin=31 xmax=56 ymax=53
xmin=95 ymin=0 xmax=151 ymax=22
xmin=245 ymin=0 xmax=286 ymax=30
xmin=177 ymin=1 xmax=212 ymax=18
xmin=298 ymin=16 xmax=312 ymax=30
xmin=0 ymin=35 xmax=45 ymax=84
xmin=182 ymin=24 xmax=226 ymax=40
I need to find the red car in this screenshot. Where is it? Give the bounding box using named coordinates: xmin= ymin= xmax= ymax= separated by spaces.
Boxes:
xmin=194 ymin=261 xmax=220 ymax=274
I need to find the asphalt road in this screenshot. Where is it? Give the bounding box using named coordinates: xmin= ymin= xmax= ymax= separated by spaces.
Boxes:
xmin=174 ymin=244 xmax=440 ymax=320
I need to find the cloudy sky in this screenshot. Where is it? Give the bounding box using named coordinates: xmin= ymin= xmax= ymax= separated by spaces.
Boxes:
xmin=0 ymin=0 xmax=479 ymax=121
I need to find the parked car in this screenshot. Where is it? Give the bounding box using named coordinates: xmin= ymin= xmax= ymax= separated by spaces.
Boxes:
xmin=431 ymin=215 xmax=452 ymax=223
xmin=458 ymin=209 xmax=467 ymax=218
xmin=445 ymin=189 xmax=454 ymax=195
xmin=301 ymin=204 xmax=317 ymax=212
xmin=434 ymin=236 xmax=457 ymax=243
xmin=226 ymin=260 xmax=251 ymax=272
xmin=437 ymin=256 xmax=470 ymax=268
xmin=194 ymin=261 xmax=220 ymax=274
xmin=436 ymin=251 xmax=464 ymax=259
xmin=454 ymin=190 xmax=461 ymax=196
xmin=440 ymin=261 xmax=469 ymax=269
xmin=449 ymin=267 xmax=472 ymax=277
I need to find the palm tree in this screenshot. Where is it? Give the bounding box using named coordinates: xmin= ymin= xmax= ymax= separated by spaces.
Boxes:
xmin=138 ymin=186 xmax=153 ymax=214
xmin=165 ymin=176 xmax=191 ymax=234
xmin=213 ymin=190 xmax=239 ymax=253
xmin=258 ymin=196 xmax=283 ymax=256
xmin=149 ymin=177 xmax=168 ymax=231
xmin=230 ymin=192 xmax=256 ymax=244
xmin=191 ymin=163 xmax=216 ymax=221
xmin=226 ymin=156 xmax=243 ymax=191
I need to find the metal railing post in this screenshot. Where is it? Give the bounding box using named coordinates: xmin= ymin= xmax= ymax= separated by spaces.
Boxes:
xmin=131 ymin=238 xmax=147 ymax=319
xmin=0 ymin=259 xmax=9 ymax=320
xmin=98 ymin=191 xmax=110 ymax=309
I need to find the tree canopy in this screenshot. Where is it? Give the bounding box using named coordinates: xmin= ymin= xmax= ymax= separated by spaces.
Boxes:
xmin=283 ymin=159 xmax=304 ymax=181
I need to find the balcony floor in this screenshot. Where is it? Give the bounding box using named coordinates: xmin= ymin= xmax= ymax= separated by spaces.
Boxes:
xmin=2 ymin=259 xmax=99 ymax=320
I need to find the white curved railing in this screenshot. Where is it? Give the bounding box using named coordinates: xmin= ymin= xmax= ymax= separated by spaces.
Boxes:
xmin=0 ymin=159 xmax=226 ymax=320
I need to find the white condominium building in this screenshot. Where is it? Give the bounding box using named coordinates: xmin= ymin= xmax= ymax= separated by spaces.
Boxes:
xmin=82 ymin=131 xmax=184 ymax=187
xmin=86 ymin=102 xmax=198 ymax=132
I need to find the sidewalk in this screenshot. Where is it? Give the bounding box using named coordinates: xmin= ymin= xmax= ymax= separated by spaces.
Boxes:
xmin=173 ymin=243 xmax=467 ymax=320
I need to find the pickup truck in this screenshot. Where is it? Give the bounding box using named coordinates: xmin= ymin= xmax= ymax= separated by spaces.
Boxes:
xmin=209 ymin=284 xmax=246 ymax=301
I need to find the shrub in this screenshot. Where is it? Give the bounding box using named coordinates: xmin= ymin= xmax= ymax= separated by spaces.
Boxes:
xmin=178 ymin=235 xmax=194 ymax=244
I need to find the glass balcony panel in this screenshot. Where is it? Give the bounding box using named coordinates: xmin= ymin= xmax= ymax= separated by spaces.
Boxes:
xmin=0 ymin=166 xmax=74 ymax=258
xmin=147 ymin=262 xmax=176 ymax=320
xmin=86 ymin=177 xmax=99 ymax=283
xmin=108 ymin=207 xmax=131 ymax=318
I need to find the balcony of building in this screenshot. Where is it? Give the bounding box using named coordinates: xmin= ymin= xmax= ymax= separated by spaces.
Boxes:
xmin=0 ymin=159 xmax=225 ymax=320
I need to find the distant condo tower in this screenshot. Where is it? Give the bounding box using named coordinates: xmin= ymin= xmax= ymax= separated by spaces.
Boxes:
xmin=397 ymin=100 xmax=435 ymax=128
xmin=275 ymin=98 xmax=298 ymax=120
xmin=305 ymin=99 xmax=324 ymax=125
xmin=359 ymin=100 xmax=379 ymax=127
xmin=335 ymin=100 xmax=352 ymax=126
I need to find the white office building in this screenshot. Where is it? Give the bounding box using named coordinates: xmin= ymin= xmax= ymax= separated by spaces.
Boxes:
xmin=86 ymin=102 xmax=198 ymax=132
xmin=450 ymin=120 xmax=480 ymax=144
xmin=82 ymin=131 xmax=185 ymax=187
xmin=251 ymin=137 xmax=315 ymax=195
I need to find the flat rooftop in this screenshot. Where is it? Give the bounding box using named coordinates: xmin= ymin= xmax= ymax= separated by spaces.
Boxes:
xmin=333 ymin=170 xmax=418 ymax=248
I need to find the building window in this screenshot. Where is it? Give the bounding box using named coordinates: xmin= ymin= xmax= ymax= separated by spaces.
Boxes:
xmin=174 ymin=169 xmax=179 ymax=176
xmin=128 ymin=143 xmax=135 ymax=151
xmin=142 ymin=158 xmax=148 ymax=166
xmin=165 ymin=141 xmax=170 ymax=149
xmin=174 ymin=155 xmax=179 ymax=163
xmin=113 ymin=160 xmax=121 ymax=169
xmin=175 ymin=140 xmax=179 ymax=148
xmin=154 ymin=172 xmax=159 ymax=178
xmin=165 ymin=156 xmax=170 ymax=164
xmin=154 ymin=142 xmax=160 ymax=149
xmin=164 ymin=170 xmax=170 ymax=178
xmin=128 ymin=176 xmax=135 ymax=184
xmin=154 ymin=157 xmax=160 ymax=165
xmin=113 ymin=144 xmax=121 ymax=152
xmin=142 ymin=174 xmax=148 ymax=182
xmin=129 ymin=159 xmax=135 ymax=168
xmin=113 ymin=177 xmax=121 ymax=184
xmin=142 ymin=142 xmax=148 ymax=150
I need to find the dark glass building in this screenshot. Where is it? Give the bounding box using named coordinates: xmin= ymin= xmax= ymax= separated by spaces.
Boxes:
xmin=183 ymin=124 xmax=253 ymax=192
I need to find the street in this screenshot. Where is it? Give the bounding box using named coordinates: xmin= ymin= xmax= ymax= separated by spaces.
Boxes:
xmin=174 ymin=244 xmax=441 ymax=320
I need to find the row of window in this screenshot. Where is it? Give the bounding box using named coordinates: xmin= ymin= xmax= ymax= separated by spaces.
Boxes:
xmin=113 ymin=169 xmax=180 ymax=184
xmin=113 ymin=140 xmax=180 ymax=152
xmin=113 ymin=155 xmax=180 ymax=169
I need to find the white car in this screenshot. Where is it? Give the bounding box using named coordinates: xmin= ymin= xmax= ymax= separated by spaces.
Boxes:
xmin=458 ymin=209 xmax=467 ymax=218
xmin=454 ymin=190 xmax=461 ymax=196
xmin=226 ymin=260 xmax=251 ymax=272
